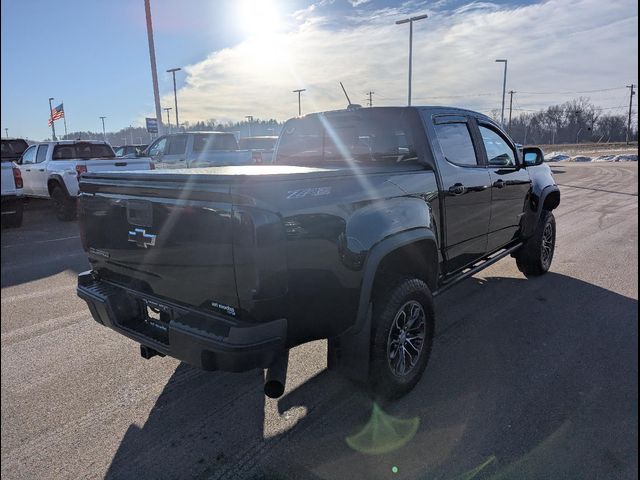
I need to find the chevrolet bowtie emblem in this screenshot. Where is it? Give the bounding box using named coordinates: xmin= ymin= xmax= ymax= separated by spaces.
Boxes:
xmin=128 ymin=228 xmax=157 ymax=248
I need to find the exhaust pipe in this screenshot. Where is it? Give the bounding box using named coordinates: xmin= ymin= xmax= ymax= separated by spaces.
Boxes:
xmin=264 ymin=350 xmax=289 ymax=399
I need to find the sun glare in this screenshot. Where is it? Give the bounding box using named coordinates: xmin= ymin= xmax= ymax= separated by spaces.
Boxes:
xmin=239 ymin=0 xmax=282 ymax=37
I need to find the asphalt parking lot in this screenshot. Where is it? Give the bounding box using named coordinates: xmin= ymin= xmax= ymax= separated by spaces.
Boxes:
xmin=1 ymin=162 xmax=638 ymax=480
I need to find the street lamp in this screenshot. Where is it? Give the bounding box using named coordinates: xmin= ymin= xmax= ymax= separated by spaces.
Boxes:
xmin=396 ymin=14 xmax=428 ymax=106
xmin=495 ymin=59 xmax=508 ymax=126
xmin=48 ymin=97 xmax=57 ymax=140
xmin=292 ymin=89 xmax=306 ymax=116
xmin=245 ymin=115 xmax=254 ymax=136
xmin=4 ymin=128 xmax=8 ymax=138
xmin=166 ymin=67 xmax=181 ymax=130
xmin=163 ymin=107 xmax=173 ymax=131
xmin=99 ymin=116 xmax=107 ymax=141
xmin=144 ymin=0 xmax=164 ymax=135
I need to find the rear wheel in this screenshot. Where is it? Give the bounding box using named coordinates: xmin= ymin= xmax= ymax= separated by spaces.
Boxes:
xmin=369 ymin=278 xmax=434 ymax=400
xmin=50 ymin=184 xmax=76 ymax=221
xmin=516 ymin=210 xmax=556 ymax=276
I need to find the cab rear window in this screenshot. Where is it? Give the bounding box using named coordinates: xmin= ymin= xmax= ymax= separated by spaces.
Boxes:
xmin=1 ymin=139 xmax=29 ymax=160
xmin=52 ymin=143 xmax=115 ymax=160
xmin=192 ymin=134 xmax=238 ymax=152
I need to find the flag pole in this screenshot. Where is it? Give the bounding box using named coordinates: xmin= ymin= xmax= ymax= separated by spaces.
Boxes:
xmin=62 ymin=102 xmax=68 ymax=138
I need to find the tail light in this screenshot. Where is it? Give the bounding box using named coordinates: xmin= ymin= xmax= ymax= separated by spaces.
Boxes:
xmin=75 ymin=164 xmax=88 ymax=179
xmin=149 ymin=162 xmax=156 ymax=170
xmin=252 ymin=151 xmax=263 ymax=164
xmin=12 ymin=167 xmax=23 ymax=189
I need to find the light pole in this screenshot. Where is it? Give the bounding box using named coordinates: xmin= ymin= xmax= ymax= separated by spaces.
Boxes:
xmin=245 ymin=115 xmax=254 ymax=136
xmin=48 ymin=97 xmax=57 ymax=140
xmin=163 ymin=107 xmax=172 ymax=132
xmin=144 ymin=0 xmax=164 ymax=135
xmin=167 ymin=67 xmax=181 ymax=130
xmin=4 ymin=128 xmax=8 ymax=138
xmin=396 ymin=14 xmax=428 ymax=106
xmin=99 ymin=116 xmax=107 ymax=141
xmin=495 ymin=59 xmax=508 ymax=127
xmin=292 ymin=89 xmax=306 ymax=116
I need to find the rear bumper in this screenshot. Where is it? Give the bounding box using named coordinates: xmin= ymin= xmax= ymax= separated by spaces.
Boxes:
xmin=77 ymin=271 xmax=287 ymax=372
xmin=1 ymin=194 xmax=23 ymax=215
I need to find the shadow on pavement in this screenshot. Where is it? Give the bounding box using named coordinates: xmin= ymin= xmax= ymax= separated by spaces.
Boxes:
xmin=105 ymin=273 xmax=638 ymax=480
xmin=1 ymin=199 xmax=87 ymax=288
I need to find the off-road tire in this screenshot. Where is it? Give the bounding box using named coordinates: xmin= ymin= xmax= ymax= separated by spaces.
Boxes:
xmin=369 ymin=278 xmax=435 ymax=400
xmin=516 ymin=210 xmax=556 ymax=276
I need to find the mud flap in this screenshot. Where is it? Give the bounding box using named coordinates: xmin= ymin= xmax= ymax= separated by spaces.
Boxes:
xmin=327 ymin=304 xmax=372 ymax=383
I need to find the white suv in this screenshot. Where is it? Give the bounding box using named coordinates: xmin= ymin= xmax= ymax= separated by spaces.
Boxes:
xmin=18 ymin=140 xmax=152 ymax=221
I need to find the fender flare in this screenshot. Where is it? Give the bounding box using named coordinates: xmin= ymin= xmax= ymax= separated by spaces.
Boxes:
xmin=47 ymin=175 xmax=71 ymax=198
xmin=327 ymin=228 xmax=439 ymax=382
xmin=353 ymin=227 xmax=439 ymax=334
xmin=537 ymin=185 xmax=561 ymax=218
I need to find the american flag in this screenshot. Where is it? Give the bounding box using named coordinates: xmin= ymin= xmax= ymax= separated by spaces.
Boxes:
xmin=48 ymin=104 xmax=64 ymax=126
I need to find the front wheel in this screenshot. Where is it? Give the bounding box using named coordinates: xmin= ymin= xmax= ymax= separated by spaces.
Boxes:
xmin=369 ymin=278 xmax=435 ymax=400
xmin=516 ymin=210 xmax=556 ymax=276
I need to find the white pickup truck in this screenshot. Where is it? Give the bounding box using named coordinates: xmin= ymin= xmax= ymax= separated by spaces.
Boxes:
xmin=1 ymin=139 xmax=27 ymax=228
xmin=17 ymin=140 xmax=152 ymax=220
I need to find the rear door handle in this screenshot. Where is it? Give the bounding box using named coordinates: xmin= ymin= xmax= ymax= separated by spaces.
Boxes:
xmin=25 ymin=168 xmax=31 ymax=172
xmin=38 ymin=168 xmax=45 ymax=172
xmin=448 ymin=183 xmax=466 ymax=195
xmin=493 ymin=179 xmax=506 ymax=189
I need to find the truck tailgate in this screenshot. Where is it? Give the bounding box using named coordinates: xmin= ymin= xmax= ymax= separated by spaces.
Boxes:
xmin=79 ymin=177 xmax=238 ymax=314
xmin=1 ymin=162 xmax=17 ymax=195
xmin=85 ymin=157 xmax=151 ymax=172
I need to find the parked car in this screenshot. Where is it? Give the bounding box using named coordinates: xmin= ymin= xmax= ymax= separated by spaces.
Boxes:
xmin=77 ymin=106 xmax=560 ymax=400
xmin=114 ymin=144 xmax=148 ymax=158
xmin=1 ymin=138 xmax=27 ymax=227
xmin=17 ymin=140 xmax=152 ymax=221
xmin=142 ymin=132 xmax=253 ymax=169
xmin=238 ymin=135 xmax=278 ymax=164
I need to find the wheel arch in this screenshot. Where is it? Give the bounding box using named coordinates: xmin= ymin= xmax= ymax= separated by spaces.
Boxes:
xmin=354 ymin=228 xmax=439 ymax=336
xmin=327 ymin=228 xmax=439 ymax=383
xmin=47 ymin=175 xmax=71 ymax=197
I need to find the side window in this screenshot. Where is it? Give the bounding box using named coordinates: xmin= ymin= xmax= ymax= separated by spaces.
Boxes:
xmin=21 ymin=145 xmax=37 ymax=164
xmin=167 ymin=135 xmax=187 ymax=155
xmin=147 ymin=137 xmax=167 ymax=156
xmin=35 ymin=145 xmax=49 ymax=163
xmin=478 ymin=125 xmax=516 ymax=167
xmin=434 ymin=123 xmax=479 ymax=167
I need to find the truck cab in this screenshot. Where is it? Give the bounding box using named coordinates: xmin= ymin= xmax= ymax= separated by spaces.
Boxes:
xmin=144 ymin=132 xmax=253 ymax=169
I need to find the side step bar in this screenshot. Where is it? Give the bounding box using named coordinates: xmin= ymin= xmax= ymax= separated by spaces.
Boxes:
xmin=434 ymin=243 xmax=523 ymax=297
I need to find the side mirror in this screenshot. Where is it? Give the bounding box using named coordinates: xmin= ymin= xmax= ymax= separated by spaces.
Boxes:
xmin=523 ymin=147 xmax=545 ymax=167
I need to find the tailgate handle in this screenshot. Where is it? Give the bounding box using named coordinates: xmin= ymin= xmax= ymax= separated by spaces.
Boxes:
xmin=115 ymin=162 xmax=128 ymax=167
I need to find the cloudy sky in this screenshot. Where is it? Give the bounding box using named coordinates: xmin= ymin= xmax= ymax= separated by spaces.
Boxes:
xmin=1 ymin=0 xmax=638 ymax=140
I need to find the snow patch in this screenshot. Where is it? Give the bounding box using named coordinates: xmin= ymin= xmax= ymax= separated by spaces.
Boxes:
xmin=544 ymin=152 xmax=638 ymax=163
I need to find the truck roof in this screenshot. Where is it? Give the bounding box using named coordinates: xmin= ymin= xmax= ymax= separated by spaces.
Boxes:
xmin=164 ymin=131 xmax=234 ymax=136
xmin=300 ymin=105 xmax=493 ymax=122
xmin=38 ymin=140 xmax=110 ymax=145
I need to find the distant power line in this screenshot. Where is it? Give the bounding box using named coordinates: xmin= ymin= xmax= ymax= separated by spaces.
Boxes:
xmin=517 ymin=86 xmax=630 ymax=95
xmin=376 ymin=85 xmax=636 ymax=102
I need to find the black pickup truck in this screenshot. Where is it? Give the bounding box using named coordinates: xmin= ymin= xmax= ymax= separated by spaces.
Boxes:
xmin=77 ymin=106 xmax=560 ymax=399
